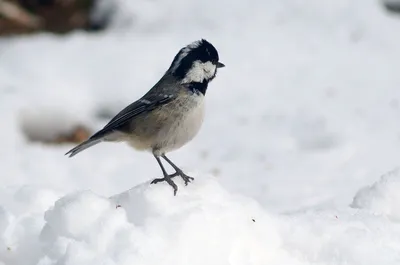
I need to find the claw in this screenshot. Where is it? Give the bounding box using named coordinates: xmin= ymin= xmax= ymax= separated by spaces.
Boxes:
xmin=151 ymin=172 xmax=179 ymax=195
xmin=181 ymin=175 xmax=194 ymax=185
xmin=168 ymin=181 xmax=178 ymax=196
xmin=175 ymin=170 xmax=194 ymax=185
xmin=150 ymin=171 xmax=194 ymax=195
xmin=150 ymin=178 xmax=164 ymax=184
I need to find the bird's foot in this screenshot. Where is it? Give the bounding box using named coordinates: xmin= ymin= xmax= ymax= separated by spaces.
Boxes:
xmin=151 ymin=173 xmax=178 ymax=195
xmin=175 ymin=170 xmax=194 ymax=186
xmin=150 ymin=171 xmax=194 ymax=195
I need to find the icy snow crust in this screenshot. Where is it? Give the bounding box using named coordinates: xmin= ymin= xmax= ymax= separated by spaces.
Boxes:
xmin=2 ymin=0 xmax=400 ymax=264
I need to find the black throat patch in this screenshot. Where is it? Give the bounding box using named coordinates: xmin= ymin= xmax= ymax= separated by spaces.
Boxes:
xmin=188 ymin=80 xmax=209 ymax=95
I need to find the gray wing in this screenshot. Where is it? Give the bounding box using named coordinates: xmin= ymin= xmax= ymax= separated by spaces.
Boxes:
xmin=65 ymin=93 xmax=174 ymax=157
xmin=90 ymin=93 xmax=175 ymax=139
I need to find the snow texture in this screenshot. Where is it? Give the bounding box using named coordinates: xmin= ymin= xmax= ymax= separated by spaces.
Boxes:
xmin=352 ymin=168 xmax=400 ymax=222
xmin=39 ymin=177 xmax=293 ymax=265
xmin=2 ymin=0 xmax=400 ymax=264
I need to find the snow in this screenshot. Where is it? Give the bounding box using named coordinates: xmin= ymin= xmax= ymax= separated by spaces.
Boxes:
xmin=39 ymin=177 xmax=292 ymax=265
xmin=2 ymin=0 xmax=400 ymax=264
xmin=352 ymin=168 xmax=400 ymax=221
xmin=3 ymin=178 xmax=400 ymax=265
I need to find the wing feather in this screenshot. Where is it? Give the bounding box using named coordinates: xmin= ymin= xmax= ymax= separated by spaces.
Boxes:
xmin=90 ymin=94 xmax=174 ymax=139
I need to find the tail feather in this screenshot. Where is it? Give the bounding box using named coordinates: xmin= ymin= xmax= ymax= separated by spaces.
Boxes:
xmin=65 ymin=138 xmax=102 ymax=157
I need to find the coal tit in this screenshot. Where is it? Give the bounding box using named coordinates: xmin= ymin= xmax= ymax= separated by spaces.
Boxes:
xmin=66 ymin=39 xmax=225 ymax=195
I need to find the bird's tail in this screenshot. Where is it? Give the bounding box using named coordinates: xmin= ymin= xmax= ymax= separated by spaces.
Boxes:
xmin=65 ymin=138 xmax=102 ymax=157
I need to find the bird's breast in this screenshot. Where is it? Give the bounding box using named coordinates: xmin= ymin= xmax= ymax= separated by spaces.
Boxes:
xmin=157 ymin=94 xmax=205 ymax=153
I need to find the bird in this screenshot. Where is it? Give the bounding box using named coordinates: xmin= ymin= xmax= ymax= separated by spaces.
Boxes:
xmin=65 ymin=39 xmax=225 ymax=195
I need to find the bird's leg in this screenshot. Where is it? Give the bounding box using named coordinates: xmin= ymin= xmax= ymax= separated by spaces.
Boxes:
xmin=151 ymin=155 xmax=178 ymax=195
xmin=162 ymin=154 xmax=194 ymax=185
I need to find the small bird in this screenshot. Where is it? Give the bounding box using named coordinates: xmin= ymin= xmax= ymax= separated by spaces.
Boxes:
xmin=65 ymin=39 xmax=224 ymax=195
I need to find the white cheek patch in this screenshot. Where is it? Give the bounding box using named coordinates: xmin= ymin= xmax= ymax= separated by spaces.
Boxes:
xmin=182 ymin=61 xmax=217 ymax=83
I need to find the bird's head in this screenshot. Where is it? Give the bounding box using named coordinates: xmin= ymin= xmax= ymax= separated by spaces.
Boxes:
xmin=167 ymin=39 xmax=225 ymax=84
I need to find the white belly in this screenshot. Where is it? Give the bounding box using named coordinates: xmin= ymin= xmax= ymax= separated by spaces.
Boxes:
xmin=155 ymin=95 xmax=205 ymax=154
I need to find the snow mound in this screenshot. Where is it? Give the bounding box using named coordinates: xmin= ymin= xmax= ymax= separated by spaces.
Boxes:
xmin=351 ymin=168 xmax=400 ymax=221
xmin=0 ymin=186 xmax=61 ymax=265
xmin=38 ymin=176 xmax=295 ymax=265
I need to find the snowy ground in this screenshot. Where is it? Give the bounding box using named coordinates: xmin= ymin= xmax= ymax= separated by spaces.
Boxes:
xmin=2 ymin=0 xmax=400 ymax=264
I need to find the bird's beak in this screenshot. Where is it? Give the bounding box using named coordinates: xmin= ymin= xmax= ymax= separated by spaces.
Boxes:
xmin=216 ymin=62 xmax=225 ymax=68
